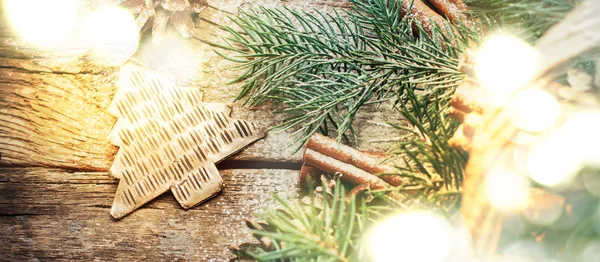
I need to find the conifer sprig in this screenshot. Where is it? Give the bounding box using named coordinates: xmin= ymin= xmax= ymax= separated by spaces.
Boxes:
xmin=246 ymin=181 xmax=363 ymax=261
xmin=223 ymin=0 xmax=589 ymax=260
xmin=242 ymin=179 xmax=462 ymax=261
xmin=222 ymin=0 xmax=475 ymax=148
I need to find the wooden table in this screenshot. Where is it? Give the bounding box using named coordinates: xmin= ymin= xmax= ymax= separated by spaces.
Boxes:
xmin=0 ymin=1 xmax=403 ymax=260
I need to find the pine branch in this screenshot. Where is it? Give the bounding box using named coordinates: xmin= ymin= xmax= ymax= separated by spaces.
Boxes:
xmin=245 ymin=181 xmax=360 ymax=261
xmin=223 ymin=0 xmax=475 ymax=147
xmin=241 ymin=179 xmax=462 ymax=261
xmin=226 ymin=1 xmax=600 ymax=261
xmin=350 ymin=0 xmax=474 ymax=189
xmin=386 ymin=89 xmax=469 ymax=189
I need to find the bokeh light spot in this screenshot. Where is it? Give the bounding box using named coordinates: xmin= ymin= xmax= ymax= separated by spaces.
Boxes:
xmin=476 ymin=34 xmax=540 ymax=103
xmin=5 ymin=0 xmax=77 ymax=47
xmin=486 ymin=169 xmax=530 ymax=211
xmin=83 ymin=7 xmax=139 ymax=66
xmin=560 ymin=112 xmax=600 ymax=168
xmin=527 ymin=133 xmax=582 ymax=187
xmin=508 ymin=89 xmax=559 ymax=133
xmin=368 ymin=212 xmax=454 ymax=262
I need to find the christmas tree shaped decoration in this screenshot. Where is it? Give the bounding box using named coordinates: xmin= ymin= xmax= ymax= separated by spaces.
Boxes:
xmin=107 ymin=64 xmax=266 ymax=219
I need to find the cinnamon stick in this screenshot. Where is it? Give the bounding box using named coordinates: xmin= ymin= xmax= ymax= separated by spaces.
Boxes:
xmin=427 ymin=0 xmax=470 ymax=25
xmin=303 ymin=148 xmax=391 ymax=190
xmin=346 ymin=183 xmax=373 ymax=202
xmin=400 ymin=0 xmax=449 ymax=36
xmin=305 ymin=133 xmax=404 ymax=186
xmin=299 ymin=165 xmax=323 ymax=188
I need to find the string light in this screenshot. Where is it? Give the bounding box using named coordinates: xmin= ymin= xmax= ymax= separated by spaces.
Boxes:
xmin=527 ymin=132 xmax=582 ymax=187
xmin=368 ymin=212 xmax=454 ymax=262
xmin=83 ymin=7 xmax=139 ymax=66
xmin=476 ymin=34 xmax=540 ymax=104
xmin=5 ymin=0 xmax=77 ymax=47
xmin=560 ymin=112 xmax=600 ymax=168
xmin=525 ymin=110 xmax=600 ymax=187
xmin=508 ymin=89 xmax=560 ymax=133
xmin=486 ymin=169 xmax=530 ymax=211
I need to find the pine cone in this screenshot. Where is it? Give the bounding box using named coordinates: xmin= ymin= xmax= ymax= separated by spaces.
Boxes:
xmin=120 ymin=0 xmax=208 ymax=45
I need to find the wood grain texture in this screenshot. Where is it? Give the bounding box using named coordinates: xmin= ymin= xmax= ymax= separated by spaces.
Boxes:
xmin=0 ymin=0 xmax=404 ymax=171
xmin=0 ymin=167 xmax=300 ymax=261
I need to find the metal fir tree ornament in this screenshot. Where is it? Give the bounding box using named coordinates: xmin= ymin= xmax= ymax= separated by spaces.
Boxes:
xmin=107 ymin=64 xmax=266 ymax=219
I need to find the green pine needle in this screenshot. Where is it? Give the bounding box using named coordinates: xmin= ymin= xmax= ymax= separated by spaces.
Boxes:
xmin=223 ymin=0 xmax=475 ymax=146
xmin=223 ymin=0 xmax=481 ymax=188
xmin=223 ymin=0 xmax=587 ymax=260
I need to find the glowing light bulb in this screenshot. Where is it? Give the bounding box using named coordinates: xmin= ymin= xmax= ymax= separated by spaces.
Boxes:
xmin=368 ymin=212 xmax=454 ymax=262
xmin=5 ymin=0 xmax=77 ymax=47
xmin=527 ymin=133 xmax=582 ymax=187
xmin=83 ymin=7 xmax=139 ymax=66
xmin=486 ymin=169 xmax=530 ymax=211
xmin=560 ymin=112 xmax=600 ymax=167
xmin=508 ymin=89 xmax=560 ymax=133
xmin=476 ymin=34 xmax=540 ymax=102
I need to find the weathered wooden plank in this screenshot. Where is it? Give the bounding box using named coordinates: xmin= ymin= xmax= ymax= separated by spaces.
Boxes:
xmin=0 ymin=0 xmax=404 ymax=170
xmin=0 ymin=167 xmax=300 ymax=261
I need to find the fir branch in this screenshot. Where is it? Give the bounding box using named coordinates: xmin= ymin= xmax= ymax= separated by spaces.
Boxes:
xmin=241 ymin=179 xmax=462 ymax=261
xmin=224 ymin=0 xmax=475 ymax=147
xmin=246 ymin=182 xmax=360 ymax=261
xmin=386 ymin=88 xmax=469 ymax=189
xmin=350 ymin=0 xmax=473 ymax=188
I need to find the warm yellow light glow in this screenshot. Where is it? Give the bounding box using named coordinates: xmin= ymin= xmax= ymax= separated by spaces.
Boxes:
xmin=83 ymin=7 xmax=139 ymax=66
xmin=508 ymin=89 xmax=560 ymax=133
xmin=486 ymin=169 xmax=530 ymax=211
xmin=527 ymin=133 xmax=582 ymax=187
xmin=5 ymin=0 xmax=77 ymax=47
xmin=476 ymin=34 xmax=540 ymax=101
xmin=368 ymin=212 xmax=454 ymax=262
xmin=560 ymin=112 xmax=600 ymax=168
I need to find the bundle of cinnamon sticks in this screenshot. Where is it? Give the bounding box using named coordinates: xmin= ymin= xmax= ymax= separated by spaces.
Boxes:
xmin=300 ymin=133 xmax=403 ymax=199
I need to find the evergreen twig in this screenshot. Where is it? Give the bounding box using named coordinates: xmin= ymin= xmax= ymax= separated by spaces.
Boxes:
xmin=241 ymin=179 xmax=461 ymax=261
xmin=223 ymin=0 xmax=593 ymax=260
xmin=223 ymin=0 xmax=475 ymax=147
xmin=223 ymin=0 xmax=477 ymax=188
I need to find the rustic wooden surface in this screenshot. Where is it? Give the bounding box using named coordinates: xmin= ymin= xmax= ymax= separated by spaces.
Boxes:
xmin=0 ymin=167 xmax=300 ymax=261
xmin=0 ymin=0 xmax=404 ymax=260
